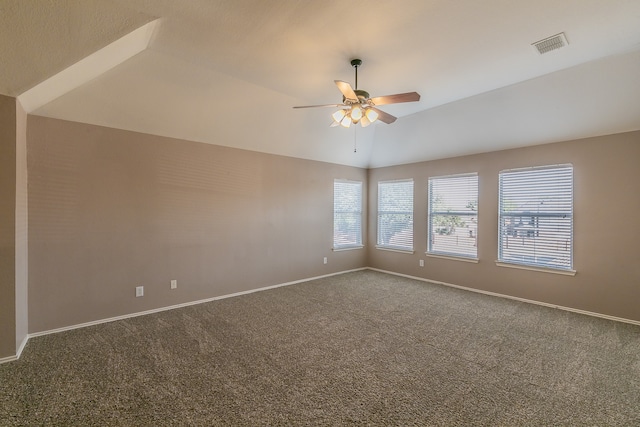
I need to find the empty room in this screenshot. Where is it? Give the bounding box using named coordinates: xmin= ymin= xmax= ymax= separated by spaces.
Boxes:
xmin=1 ymin=1 xmax=640 ymax=425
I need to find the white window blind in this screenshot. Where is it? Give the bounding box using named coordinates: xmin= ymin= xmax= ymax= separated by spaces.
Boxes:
xmin=377 ymin=179 xmax=414 ymax=251
xmin=428 ymin=173 xmax=478 ymax=259
xmin=333 ymin=180 xmax=363 ymax=249
xmin=498 ymin=164 xmax=573 ymax=270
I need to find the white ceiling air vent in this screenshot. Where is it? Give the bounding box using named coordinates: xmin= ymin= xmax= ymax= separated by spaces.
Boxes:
xmin=532 ymin=32 xmax=569 ymax=55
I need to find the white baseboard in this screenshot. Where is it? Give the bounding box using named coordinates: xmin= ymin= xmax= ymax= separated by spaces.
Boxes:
xmin=0 ymin=336 xmax=28 ymax=365
xmin=9 ymin=265 xmax=635 ymax=365
xmin=16 ymin=334 xmax=28 ymax=359
xmin=28 ymin=267 xmax=367 ymax=340
xmin=3 ymin=268 xmax=366 ymax=363
xmin=0 ymin=355 xmax=17 ymax=364
xmin=367 ymin=267 xmax=640 ymax=326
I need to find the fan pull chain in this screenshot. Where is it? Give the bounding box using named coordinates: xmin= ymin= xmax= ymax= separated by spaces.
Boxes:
xmin=353 ymin=127 xmax=357 ymax=153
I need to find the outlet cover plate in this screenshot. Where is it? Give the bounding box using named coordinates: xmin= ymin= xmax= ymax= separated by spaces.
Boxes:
xmin=170 ymin=279 xmax=177 ymax=289
xmin=135 ymin=286 xmax=144 ymax=297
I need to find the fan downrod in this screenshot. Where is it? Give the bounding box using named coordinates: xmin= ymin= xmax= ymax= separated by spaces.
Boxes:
xmin=350 ymin=58 xmax=363 ymax=91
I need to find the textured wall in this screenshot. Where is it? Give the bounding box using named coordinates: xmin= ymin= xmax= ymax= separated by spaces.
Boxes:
xmin=27 ymin=116 xmax=367 ymax=333
xmin=367 ymin=131 xmax=640 ymax=322
xmin=24 ymin=114 xmax=640 ymax=335
xmin=0 ymin=95 xmax=16 ymax=358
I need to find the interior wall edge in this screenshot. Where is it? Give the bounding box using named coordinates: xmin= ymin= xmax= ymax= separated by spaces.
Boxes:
xmin=0 ymin=94 xmax=17 ymax=358
xmin=14 ymin=97 xmax=28 ymax=357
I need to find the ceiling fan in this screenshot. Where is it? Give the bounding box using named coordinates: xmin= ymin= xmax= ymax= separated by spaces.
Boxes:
xmin=293 ymin=59 xmax=420 ymax=128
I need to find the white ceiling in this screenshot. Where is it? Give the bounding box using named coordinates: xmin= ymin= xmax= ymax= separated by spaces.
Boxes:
xmin=2 ymin=0 xmax=640 ymax=168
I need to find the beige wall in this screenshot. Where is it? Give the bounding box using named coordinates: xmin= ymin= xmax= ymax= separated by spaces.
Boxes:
xmin=367 ymin=131 xmax=640 ymax=322
xmin=0 ymin=95 xmax=17 ymax=358
xmin=27 ymin=116 xmax=367 ymax=333
xmin=20 ymin=115 xmax=640 ymax=337
xmin=15 ymin=99 xmax=28 ymax=352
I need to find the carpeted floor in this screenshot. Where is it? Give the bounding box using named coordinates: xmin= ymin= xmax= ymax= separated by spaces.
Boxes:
xmin=1 ymin=270 xmax=639 ymax=426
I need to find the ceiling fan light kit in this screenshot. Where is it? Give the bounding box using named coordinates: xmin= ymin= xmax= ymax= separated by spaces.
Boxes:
xmin=293 ymin=59 xmax=420 ymax=128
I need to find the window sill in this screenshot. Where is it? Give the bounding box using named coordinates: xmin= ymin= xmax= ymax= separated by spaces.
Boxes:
xmin=495 ymin=261 xmax=576 ymax=276
xmin=332 ymin=245 xmax=364 ymax=252
xmin=426 ymin=253 xmax=479 ymax=263
xmin=375 ymin=246 xmax=415 ymax=254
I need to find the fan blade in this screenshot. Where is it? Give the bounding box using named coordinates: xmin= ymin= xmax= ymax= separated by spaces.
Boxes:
xmin=371 ymin=107 xmax=397 ymax=124
xmin=293 ymin=103 xmax=348 ymax=109
xmin=334 ymin=80 xmax=359 ymax=102
xmin=369 ymin=92 xmax=420 ymax=106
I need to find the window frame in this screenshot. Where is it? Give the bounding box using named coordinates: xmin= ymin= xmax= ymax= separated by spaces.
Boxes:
xmin=376 ymin=179 xmax=414 ymax=253
xmin=497 ymin=164 xmax=575 ymax=274
xmin=332 ymin=179 xmax=364 ymax=251
xmin=427 ymin=173 xmax=479 ymax=261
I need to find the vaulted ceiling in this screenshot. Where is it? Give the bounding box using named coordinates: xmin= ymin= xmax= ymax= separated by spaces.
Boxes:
xmin=2 ymin=0 xmax=640 ymax=168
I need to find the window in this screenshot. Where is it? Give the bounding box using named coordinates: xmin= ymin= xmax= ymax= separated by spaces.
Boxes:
xmin=498 ymin=164 xmax=573 ymax=271
xmin=333 ymin=180 xmax=363 ymax=249
xmin=428 ymin=173 xmax=478 ymax=259
xmin=377 ymin=179 xmax=414 ymax=252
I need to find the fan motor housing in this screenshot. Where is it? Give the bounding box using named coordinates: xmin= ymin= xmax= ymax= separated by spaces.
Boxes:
xmin=354 ymin=89 xmax=370 ymax=99
xmin=343 ymin=89 xmax=370 ymax=104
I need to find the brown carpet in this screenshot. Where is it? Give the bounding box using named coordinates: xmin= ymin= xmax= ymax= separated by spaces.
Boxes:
xmin=1 ymin=270 xmax=639 ymax=426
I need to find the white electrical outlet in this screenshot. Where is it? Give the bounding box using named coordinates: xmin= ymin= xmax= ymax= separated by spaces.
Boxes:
xmin=323 ymin=257 xmax=328 ymax=265
xmin=419 ymin=259 xmax=425 ymax=267
xmin=170 ymin=279 xmax=177 ymax=289
xmin=135 ymin=286 xmax=144 ymax=297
